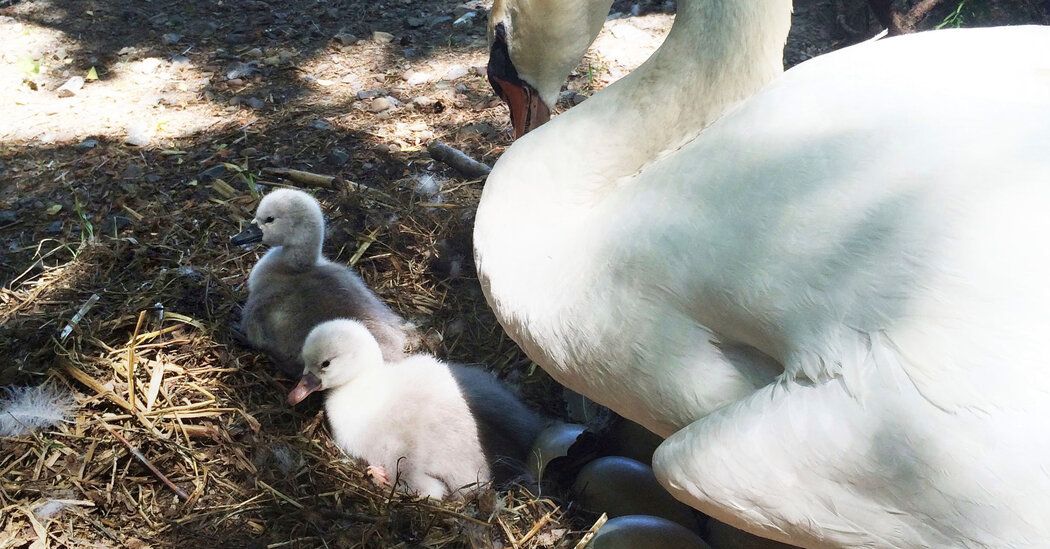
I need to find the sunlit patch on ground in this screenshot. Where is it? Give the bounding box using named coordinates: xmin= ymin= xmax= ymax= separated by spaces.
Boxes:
xmin=0 ymin=17 xmax=229 ymax=146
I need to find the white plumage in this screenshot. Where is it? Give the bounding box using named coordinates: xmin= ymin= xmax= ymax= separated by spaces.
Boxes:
xmin=291 ymin=319 xmax=491 ymax=499
xmin=477 ymin=1 xmax=1050 ymax=546
xmin=0 ymin=384 xmax=75 ymax=437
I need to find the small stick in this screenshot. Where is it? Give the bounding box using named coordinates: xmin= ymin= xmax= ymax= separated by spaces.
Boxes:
xmin=518 ymin=510 xmax=557 ymax=546
xmin=427 ymin=141 xmax=491 ymax=179
xmin=262 ymin=167 xmax=337 ymax=188
xmin=574 ymin=513 xmax=608 ymax=549
xmin=59 ymin=293 xmax=100 ymax=341
xmin=496 ymin=515 xmax=521 ymax=549
xmin=262 ymin=168 xmax=397 ymax=201
xmin=127 ymin=310 xmax=148 ymax=407
xmin=99 ymin=423 xmax=189 ymax=500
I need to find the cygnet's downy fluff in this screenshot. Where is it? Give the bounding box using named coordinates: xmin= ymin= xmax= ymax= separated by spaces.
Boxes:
xmin=289 ymin=319 xmax=490 ymax=499
xmin=446 ymin=363 xmax=546 ymax=484
xmin=232 ymin=189 xmax=411 ymax=376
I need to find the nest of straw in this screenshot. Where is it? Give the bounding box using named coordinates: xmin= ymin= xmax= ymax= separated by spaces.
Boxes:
xmin=0 ymin=124 xmax=587 ymax=547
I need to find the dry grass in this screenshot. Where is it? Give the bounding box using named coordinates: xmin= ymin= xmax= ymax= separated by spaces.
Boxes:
xmin=0 ymin=154 xmax=585 ymax=547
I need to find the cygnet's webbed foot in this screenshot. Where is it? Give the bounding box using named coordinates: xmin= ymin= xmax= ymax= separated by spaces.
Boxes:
xmin=367 ymin=464 xmax=390 ymax=487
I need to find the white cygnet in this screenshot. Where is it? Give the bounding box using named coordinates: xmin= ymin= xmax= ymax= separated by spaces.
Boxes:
xmin=289 ymin=319 xmax=490 ymax=500
xmin=233 ymin=189 xmax=410 ymax=376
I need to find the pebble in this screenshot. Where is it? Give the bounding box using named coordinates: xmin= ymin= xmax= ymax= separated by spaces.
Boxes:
xmin=369 ymin=96 xmax=396 ymax=112
xmin=453 ymin=11 xmax=477 ymax=28
xmin=372 ymin=31 xmax=395 ymax=44
xmin=442 ymin=65 xmax=468 ymax=81
xmin=198 ymin=164 xmax=228 ymax=182
xmin=55 ymin=76 xmax=85 ymax=98
xmin=161 ymin=33 xmax=182 ymax=45
xmin=406 ymin=16 xmax=427 ymax=28
xmin=0 ymin=211 xmax=16 ymax=224
xmin=310 ymin=119 xmax=332 ymax=130
xmin=327 ymin=148 xmax=350 ymax=166
xmin=333 ymin=32 xmax=357 ymax=46
xmin=560 ymin=90 xmax=587 ymax=106
xmin=244 ymin=47 xmax=264 ymax=58
xmin=245 ymin=97 xmax=265 ymax=109
xmin=356 ymin=89 xmax=384 ymax=100
xmin=122 ymin=164 xmax=144 ymax=180
xmin=45 ymin=220 xmax=64 ymax=235
xmin=77 ymin=137 xmax=99 ymax=150
xmin=403 ymin=70 xmax=434 ymax=86
xmin=412 ymin=96 xmax=436 ymax=107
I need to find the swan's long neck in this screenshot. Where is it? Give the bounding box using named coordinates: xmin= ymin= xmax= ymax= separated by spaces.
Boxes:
xmin=564 ymin=0 xmax=792 ymax=178
xmin=477 ymin=0 xmax=792 ymax=323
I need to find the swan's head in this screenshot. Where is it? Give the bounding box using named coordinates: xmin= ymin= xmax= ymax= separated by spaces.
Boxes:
xmin=487 ymin=0 xmax=612 ymax=137
xmin=232 ymin=189 xmax=324 ymax=249
xmin=288 ymin=319 xmax=384 ymax=405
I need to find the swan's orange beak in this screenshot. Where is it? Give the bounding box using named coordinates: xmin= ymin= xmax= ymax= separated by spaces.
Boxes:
xmin=491 ymin=76 xmax=551 ymax=138
xmin=287 ymin=373 xmax=322 ymax=406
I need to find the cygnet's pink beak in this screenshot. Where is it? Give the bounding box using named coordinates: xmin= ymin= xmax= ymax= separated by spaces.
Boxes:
xmin=287 ymin=373 xmax=322 ymax=406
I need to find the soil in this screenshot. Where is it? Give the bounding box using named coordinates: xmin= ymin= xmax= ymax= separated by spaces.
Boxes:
xmin=0 ymin=0 xmax=1047 ymax=548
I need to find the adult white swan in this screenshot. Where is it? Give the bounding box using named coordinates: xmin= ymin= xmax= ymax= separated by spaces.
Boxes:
xmin=474 ymin=0 xmax=1050 ymax=547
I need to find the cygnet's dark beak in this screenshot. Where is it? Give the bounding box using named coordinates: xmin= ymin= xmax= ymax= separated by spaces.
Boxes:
xmin=287 ymin=373 xmax=322 ymax=406
xmin=231 ymin=222 xmax=263 ymax=246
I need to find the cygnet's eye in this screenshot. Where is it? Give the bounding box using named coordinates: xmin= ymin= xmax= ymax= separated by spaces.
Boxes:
xmin=320 ymin=359 xmax=331 ymax=369
xmin=264 ymin=216 xmax=275 ymax=224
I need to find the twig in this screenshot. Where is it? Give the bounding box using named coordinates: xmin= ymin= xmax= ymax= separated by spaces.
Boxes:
xmin=427 ymin=141 xmax=491 ymax=179
xmin=262 ymin=167 xmax=397 ymax=201
xmin=574 ymin=513 xmax=608 ymax=549
xmin=261 ymin=167 xmax=338 ymax=188
xmin=256 ymin=479 xmax=304 ymax=509
xmin=518 ymin=509 xmax=556 ymax=546
xmin=99 ymin=422 xmax=190 ymax=500
xmin=496 ymin=515 xmax=520 ymax=548
xmin=127 ymin=310 xmax=147 ymax=407
xmin=59 ymin=293 xmax=100 ymax=341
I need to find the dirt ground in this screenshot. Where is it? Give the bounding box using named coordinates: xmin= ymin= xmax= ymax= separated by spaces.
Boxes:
xmin=1 ymin=0 xmax=1047 ymax=548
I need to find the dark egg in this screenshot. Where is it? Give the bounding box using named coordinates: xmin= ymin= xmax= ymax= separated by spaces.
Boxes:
xmin=572 ymin=456 xmax=702 ymax=532
xmin=587 ymin=515 xmax=711 ymax=549
xmin=705 ymin=517 xmax=799 ymax=549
